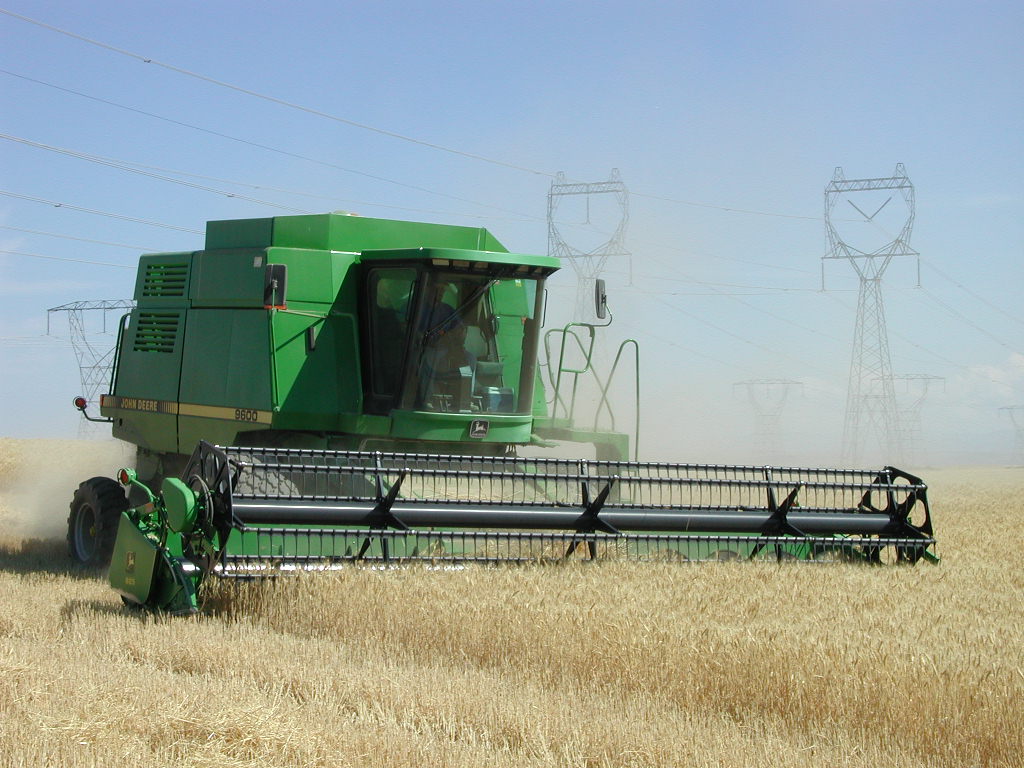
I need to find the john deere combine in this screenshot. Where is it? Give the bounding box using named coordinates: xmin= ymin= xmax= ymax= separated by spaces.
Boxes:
xmin=66 ymin=213 xmax=936 ymax=614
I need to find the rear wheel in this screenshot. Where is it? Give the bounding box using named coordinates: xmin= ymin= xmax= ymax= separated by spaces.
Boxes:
xmin=67 ymin=477 xmax=128 ymax=568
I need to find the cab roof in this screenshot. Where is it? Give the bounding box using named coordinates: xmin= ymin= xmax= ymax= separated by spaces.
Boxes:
xmin=359 ymin=247 xmax=559 ymax=274
xmin=206 ymin=213 xmax=513 ymax=254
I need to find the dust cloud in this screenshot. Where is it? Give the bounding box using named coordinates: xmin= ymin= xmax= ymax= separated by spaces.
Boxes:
xmin=0 ymin=438 xmax=134 ymax=542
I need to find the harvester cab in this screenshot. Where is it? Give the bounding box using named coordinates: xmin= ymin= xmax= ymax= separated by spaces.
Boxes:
xmin=361 ymin=256 xmax=547 ymax=424
xmin=94 ymin=214 xmax=564 ymax=464
xmin=65 ymin=213 xmax=937 ymax=614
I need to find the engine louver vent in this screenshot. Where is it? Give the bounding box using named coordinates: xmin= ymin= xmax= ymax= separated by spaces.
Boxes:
xmin=132 ymin=313 xmax=179 ymax=353
xmin=141 ymin=262 xmax=188 ymax=298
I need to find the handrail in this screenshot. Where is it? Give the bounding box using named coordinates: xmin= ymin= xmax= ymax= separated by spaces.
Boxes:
xmin=592 ymin=338 xmax=640 ymax=460
xmin=543 ymin=319 xmax=640 ymax=460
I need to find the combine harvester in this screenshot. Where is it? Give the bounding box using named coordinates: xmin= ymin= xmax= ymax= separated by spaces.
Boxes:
xmin=66 ymin=213 xmax=936 ymax=614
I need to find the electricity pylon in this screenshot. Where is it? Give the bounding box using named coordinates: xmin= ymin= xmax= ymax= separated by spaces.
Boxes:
xmin=891 ymin=374 xmax=944 ymax=466
xmin=547 ymin=169 xmax=629 ymax=321
xmin=47 ymin=300 xmax=134 ymax=437
xmin=733 ymin=379 xmax=803 ymax=460
xmin=823 ymin=164 xmax=919 ymax=465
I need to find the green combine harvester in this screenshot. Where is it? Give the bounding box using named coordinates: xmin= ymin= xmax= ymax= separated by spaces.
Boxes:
xmin=66 ymin=213 xmax=936 ymax=614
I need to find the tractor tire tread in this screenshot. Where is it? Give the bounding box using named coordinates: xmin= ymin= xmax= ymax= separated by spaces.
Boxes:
xmin=67 ymin=476 xmax=129 ymax=568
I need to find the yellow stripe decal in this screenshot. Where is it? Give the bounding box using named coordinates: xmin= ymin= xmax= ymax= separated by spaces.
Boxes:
xmin=177 ymin=403 xmax=273 ymax=425
xmin=102 ymin=396 xmax=272 ymax=425
xmin=101 ymin=395 xmax=177 ymax=415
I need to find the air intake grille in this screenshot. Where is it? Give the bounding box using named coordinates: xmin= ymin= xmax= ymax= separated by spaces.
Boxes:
xmin=141 ymin=262 xmax=188 ymax=298
xmin=132 ymin=313 xmax=179 ymax=353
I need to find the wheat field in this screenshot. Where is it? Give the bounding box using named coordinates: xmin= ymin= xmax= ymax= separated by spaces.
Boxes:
xmin=0 ymin=439 xmax=1021 ymax=767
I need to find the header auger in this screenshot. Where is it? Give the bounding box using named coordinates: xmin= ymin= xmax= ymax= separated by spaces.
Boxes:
xmin=64 ymin=212 xmax=937 ymax=613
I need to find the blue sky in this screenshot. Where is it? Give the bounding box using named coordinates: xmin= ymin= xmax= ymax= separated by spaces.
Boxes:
xmin=0 ymin=1 xmax=1021 ymax=465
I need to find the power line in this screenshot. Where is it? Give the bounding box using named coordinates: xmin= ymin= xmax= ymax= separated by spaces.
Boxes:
xmin=0 ymin=190 xmax=203 ymax=233
xmin=0 ymin=224 xmax=154 ymax=251
xmin=855 ymin=208 xmax=1023 ymax=332
xmin=0 ymin=67 xmax=539 ymax=221
xmin=0 ymin=7 xmax=554 ymax=177
xmin=89 ymin=156 xmax=535 ymax=223
xmin=0 ymin=248 xmax=134 ymax=268
xmin=638 ymin=248 xmax=847 ymax=346
xmin=0 ymin=132 xmax=313 ymax=213
xmin=6 ymin=193 xmax=1006 ymax=383
xmin=621 ymin=287 xmax=824 ymax=297
xmin=554 ymin=216 xmax=819 ymax=273
xmin=0 ymin=17 xmax=849 ymax=225
xmin=0 ymin=335 xmax=74 ymax=348
xmin=626 ymin=273 xmax=823 ymax=292
xmin=632 ymin=190 xmax=821 ymax=221
xmin=921 ymin=260 xmax=1024 ymax=328
xmin=646 ymin=294 xmax=832 ymax=376
xmin=701 ymin=254 xmax=816 ymax=273
xmin=822 ymin=289 xmax=1021 ymax=395
xmin=611 ymin=313 xmax=741 ymax=370
xmin=0 ymin=189 xmax=605 ymax=273
xmin=919 ymin=286 xmax=1022 ymax=355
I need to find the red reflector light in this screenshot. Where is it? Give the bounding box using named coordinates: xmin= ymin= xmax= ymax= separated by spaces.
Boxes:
xmin=73 ymin=396 xmax=87 ymax=410
xmin=117 ymin=469 xmax=130 ymax=485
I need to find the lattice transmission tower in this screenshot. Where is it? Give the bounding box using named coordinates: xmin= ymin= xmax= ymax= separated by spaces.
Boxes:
xmin=48 ymin=300 xmax=135 ymax=437
xmin=734 ymin=379 xmax=803 ymax=460
xmin=891 ymin=373 xmax=944 ymax=465
xmin=823 ymin=164 xmax=919 ymax=465
xmin=547 ymin=169 xmax=630 ymax=321
xmin=1000 ymin=406 xmax=1024 ymax=464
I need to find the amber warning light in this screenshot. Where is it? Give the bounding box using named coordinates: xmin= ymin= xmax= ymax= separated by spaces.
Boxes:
xmin=72 ymin=395 xmax=112 ymax=424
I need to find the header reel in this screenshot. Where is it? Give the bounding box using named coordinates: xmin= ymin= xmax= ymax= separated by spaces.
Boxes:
xmin=108 ymin=442 xmax=936 ymax=613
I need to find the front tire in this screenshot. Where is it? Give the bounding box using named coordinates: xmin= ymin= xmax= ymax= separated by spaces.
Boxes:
xmin=67 ymin=477 xmax=128 ymax=567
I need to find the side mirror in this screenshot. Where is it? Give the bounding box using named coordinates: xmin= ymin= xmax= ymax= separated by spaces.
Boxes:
xmin=594 ymin=278 xmax=607 ymax=320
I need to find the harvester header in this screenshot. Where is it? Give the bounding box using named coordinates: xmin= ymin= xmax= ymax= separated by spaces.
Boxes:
xmin=106 ymin=443 xmax=935 ymax=614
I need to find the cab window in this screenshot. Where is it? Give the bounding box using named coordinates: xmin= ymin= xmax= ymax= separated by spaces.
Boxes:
xmin=367 ymin=268 xmax=416 ymax=399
